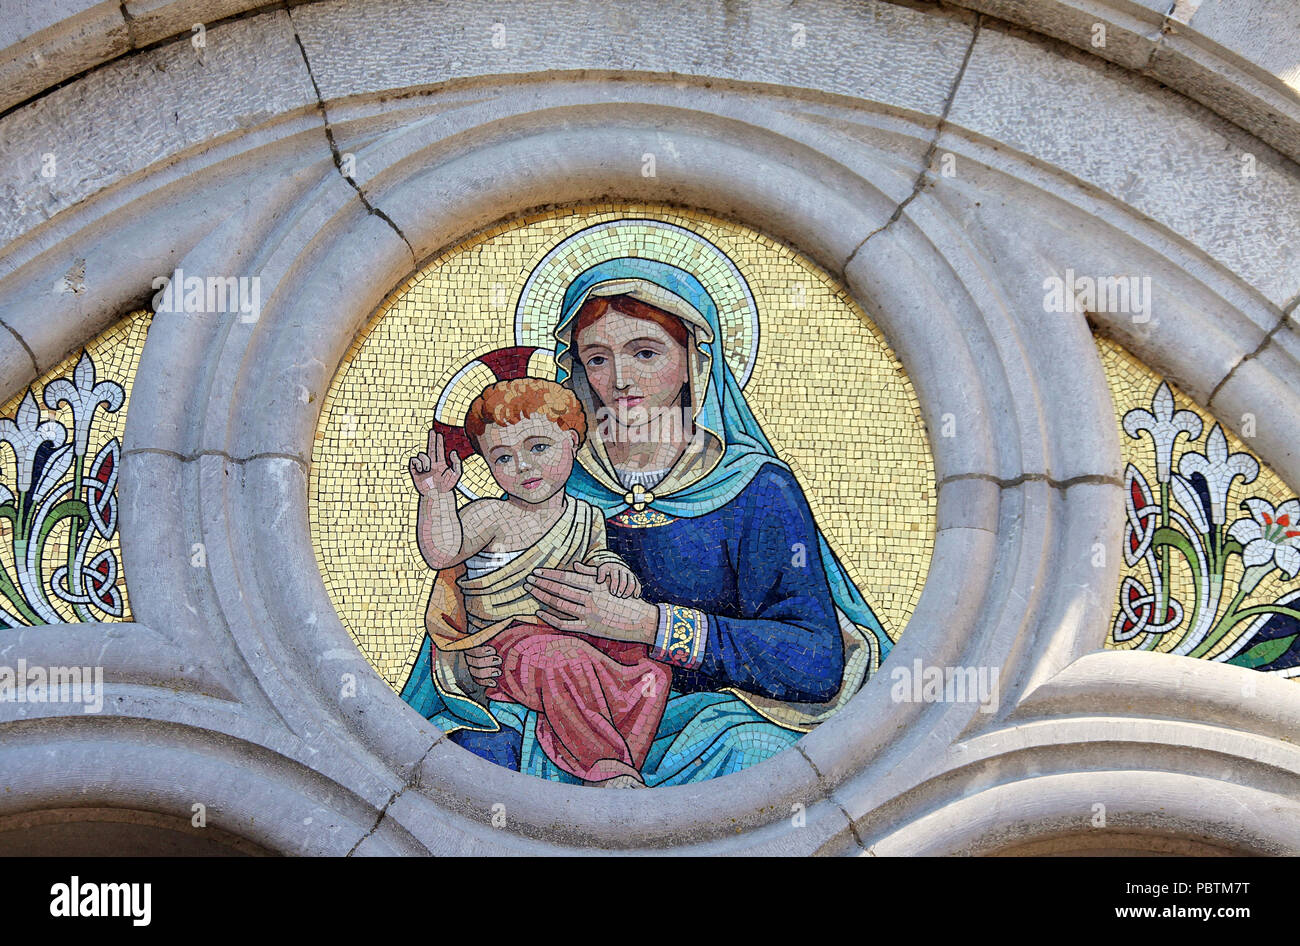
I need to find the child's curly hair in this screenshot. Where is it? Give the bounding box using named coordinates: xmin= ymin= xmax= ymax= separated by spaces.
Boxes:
xmin=464 ymin=378 xmax=588 ymax=455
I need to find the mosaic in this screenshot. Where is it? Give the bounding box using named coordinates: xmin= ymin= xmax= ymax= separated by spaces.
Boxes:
xmin=311 ymin=204 xmax=935 ymax=785
xmin=0 ymin=309 xmax=149 ymax=626
xmin=1100 ymin=336 xmax=1300 ymax=677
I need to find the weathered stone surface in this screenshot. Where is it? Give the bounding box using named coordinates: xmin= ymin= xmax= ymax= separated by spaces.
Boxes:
xmin=948 ymin=24 xmax=1300 ymax=309
xmin=0 ymin=0 xmax=129 ymax=114
xmin=0 ymin=0 xmax=1297 ymax=857
xmin=1183 ymin=0 xmax=1300 ymax=90
xmin=1208 ymin=342 xmax=1300 ymax=490
xmin=289 ymin=0 xmax=975 ymax=115
xmin=0 ymin=11 xmax=317 ymax=249
xmin=123 ymin=0 xmax=266 ymax=47
xmin=955 ymin=0 xmax=1163 ymax=71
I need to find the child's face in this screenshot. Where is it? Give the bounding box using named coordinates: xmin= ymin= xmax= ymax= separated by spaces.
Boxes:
xmin=479 ymin=413 xmax=578 ymax=504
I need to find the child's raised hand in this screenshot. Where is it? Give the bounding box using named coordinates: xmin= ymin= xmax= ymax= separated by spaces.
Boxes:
xmin=597 ymin=561 xmax=641 ymax=599
xmin=409 ymin=428 xmax=462 ymax=497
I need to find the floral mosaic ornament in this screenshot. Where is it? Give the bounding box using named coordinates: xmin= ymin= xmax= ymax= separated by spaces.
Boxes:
xmin=0 ymin=352 xmax=125 ymax=626
xmin=1113 ymin=378 xmax=1300 ymax=676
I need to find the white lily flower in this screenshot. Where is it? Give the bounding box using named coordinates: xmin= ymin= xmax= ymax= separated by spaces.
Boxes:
xmin=1123 ymin=382 xmax=1203 ymax=484
xmin=1228 ymin=497 xmax=1300 ymax=579
xmin=43 ymin=351 xmax=124 ymax=458
xmin=0 ymin=390 xmax=68 ymax=495
xmin=1177 ymin=424 xmax=1258 ymax=526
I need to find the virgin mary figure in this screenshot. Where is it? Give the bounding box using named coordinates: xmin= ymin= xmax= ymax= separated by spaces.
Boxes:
xmin=401 ymin=255 xmax=891 ymax=784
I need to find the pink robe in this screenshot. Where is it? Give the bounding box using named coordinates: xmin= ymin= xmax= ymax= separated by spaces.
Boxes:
xmin=485 ymin=623 xmax=670 ymax=782
xmin=426 ymin=497 xmax=670 ymax=783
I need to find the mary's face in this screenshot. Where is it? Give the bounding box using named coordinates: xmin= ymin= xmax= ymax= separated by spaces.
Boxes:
xmin=575 ymin=309 xmax=689 ymax=434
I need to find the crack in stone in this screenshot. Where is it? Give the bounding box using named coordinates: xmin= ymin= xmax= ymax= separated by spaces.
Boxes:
xmin=124 ymin=446 xmax=309 ymax=470
xmin=1164 ymin=0 xmax=1203 ymax=29
xmin=1154 ymin=0 xmax=1179 ymax=41
xmin=1138 ymin=0 xmax=1201 ymax=72
xmin=286 ymin=6 xmax=417 ymax=264
xmin=1146 ymin=0 xmax=1195 ymax=48
xmin=347 ymin=787 xmax=403 ymax=856
xmin=1206 ymin=306 xmax=1292 ymax=408
xmin=941 ymin=470 xmax=1122 ymax=491
xmin=794 ymin=743 xmax=868 ymax=855
xmin=116 ymin=3 xmax=137 ymax=47
xmin=837 ymin=803 xmax=867 ymax=854
xmin=0 ymin=1 xmax=330 ymax=122
xmin=839 ymin=13 xmax=981 ymax=279
xmin=0 ymin=317 xmax=40 ymax=376
xmin=346 ymin=735 xmax=443 ymax=856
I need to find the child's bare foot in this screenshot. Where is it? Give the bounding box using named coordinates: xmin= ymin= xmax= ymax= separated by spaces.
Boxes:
xmin=605 ymin=774 xmax=645 ymax=789
xmin=585 ymin=774 xmax=644 ymax=789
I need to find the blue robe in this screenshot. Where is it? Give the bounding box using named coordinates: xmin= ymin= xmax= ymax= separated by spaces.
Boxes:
xmin=399 ymin=464 xmax=843 ymax=785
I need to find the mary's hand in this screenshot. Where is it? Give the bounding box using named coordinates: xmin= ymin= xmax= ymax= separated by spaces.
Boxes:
xmin=525 ymin=562 xmax=659 ymax=644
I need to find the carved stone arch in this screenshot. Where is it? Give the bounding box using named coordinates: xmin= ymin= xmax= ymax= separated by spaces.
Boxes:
xmin=0 ymin=0 xmax=1296 ymax=855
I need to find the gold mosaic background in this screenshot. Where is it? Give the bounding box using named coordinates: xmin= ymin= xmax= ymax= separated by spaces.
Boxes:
xmin=310 ymin=204 xmax=936 ymax=689
xmin=1099 ymin=335 xmax=1297 ymax=660
xmin=0 ymin=309 xmax=150 ymax=624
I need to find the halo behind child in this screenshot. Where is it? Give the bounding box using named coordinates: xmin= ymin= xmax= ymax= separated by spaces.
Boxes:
xmin=431 ymin=346 xmax=556 ymax=500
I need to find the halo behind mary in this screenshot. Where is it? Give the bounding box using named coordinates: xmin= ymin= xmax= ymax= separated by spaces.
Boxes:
xmin=513 ymin=219 xmax=761 ymax=388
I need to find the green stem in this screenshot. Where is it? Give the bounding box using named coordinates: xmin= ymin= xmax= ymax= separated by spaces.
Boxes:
xmin=10 ymin=536 xmax=56 ymax=622
xmin=38 ymin=500 xmax=88 ymax=548
xmin=0 ymin=568 xmax=41 ymax=624
xmin=65 ymin=453 xmax=84 ymax=601
xmin=1198 ymin=605 xmax=1300 ymax=658
xmin=1141 ymin=527 xmax=1201 ymax=650
xmin=1190 ymin=565 xmax=1269 ymax=658
xmin=1157 ymin=482 xmax=1171 ymax=616
xmin=0 ymin=509 xmax=42 ymax=625
xmin=37 ymin=499 xmax=89 ymax=620
xmin=1223 ymin=604 xmax=1300 ymax=625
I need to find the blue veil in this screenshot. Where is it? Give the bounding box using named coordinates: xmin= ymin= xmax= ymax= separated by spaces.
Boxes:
xmin=551 ymin=256 xmax=891 ymax=664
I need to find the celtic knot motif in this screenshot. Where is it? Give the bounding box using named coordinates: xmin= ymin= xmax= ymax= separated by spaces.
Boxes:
xmin=1113 ymin=469 xmax=1183 ymax=641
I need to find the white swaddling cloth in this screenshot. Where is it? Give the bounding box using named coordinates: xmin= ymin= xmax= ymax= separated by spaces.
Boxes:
xmin=463 ymin=548 xmax=525 ymax=580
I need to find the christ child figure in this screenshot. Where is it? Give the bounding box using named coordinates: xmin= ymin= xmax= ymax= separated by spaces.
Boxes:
xmin=408 ymin=378 xmax=670 ymax=787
